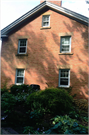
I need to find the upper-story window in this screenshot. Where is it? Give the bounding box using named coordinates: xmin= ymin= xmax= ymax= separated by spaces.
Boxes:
xmin=60 ymin=36 xmax=71 ymax=53
xmin=42 ymin=15 xmax=50 ymax=27
xmin=18 ymin=39 xmax=27 ymax=54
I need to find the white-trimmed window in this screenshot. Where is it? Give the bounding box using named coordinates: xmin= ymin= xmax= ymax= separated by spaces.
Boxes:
xmin=42 ymin=15 xmax=50 ymax=27
xmin=59 ymin=69 xmax=70 ymax=87
xmin=18 ymin=39 xmax=27 ymax=54
xmin=15 ymin=69 xmax=25 ymax=84
xmin=60 ymin=36 xmax=71 ymax=53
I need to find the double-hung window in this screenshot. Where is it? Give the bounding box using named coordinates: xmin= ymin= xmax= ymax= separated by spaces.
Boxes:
xmin=59 ymin=69 xmax=70 ymax=87
xmin=60 ymin=36 xmax=71 ymax=53
xmin=18 ymin=39 xmax=27 ymax=54
xmin=42 ymin=15 xmax=50 ymax=27
xmin=15 ymin=69 xmax=25 ymax=85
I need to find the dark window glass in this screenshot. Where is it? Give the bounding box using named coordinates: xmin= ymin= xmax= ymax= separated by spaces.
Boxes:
xmin=20 ymin=47 xmax=26 ymax=53
xmin=17 ymin=77 xmax=23 ymax=83
xmin=60 ymin=78 xmax=68 ymax=85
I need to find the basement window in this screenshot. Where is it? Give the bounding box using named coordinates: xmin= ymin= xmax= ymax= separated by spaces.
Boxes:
xmin=59 ymin=69 xmax=70 ymax=87
xmin=42 ymin=15 xmax=50 ymax=27
xmin=18 ymin=39 xmax=27 ymax=54
xmin=15 ymin=69 xmax=25 ymax=85
xmin=60 ymin=36 xmax=71 ymax=53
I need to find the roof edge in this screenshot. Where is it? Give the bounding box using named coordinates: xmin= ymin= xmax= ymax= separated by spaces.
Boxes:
xmin=1 ymin=1 xmax=88 ymax=37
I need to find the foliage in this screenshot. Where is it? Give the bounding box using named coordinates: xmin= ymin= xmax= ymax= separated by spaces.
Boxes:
xmin=73 ymin=99 xmax=88 ymax=111
xmin=15 ymin=93 xmax=29 ymax=105
xmin=68 ymin=107 xmax=80 ymax=119
xmin=26 ymin=87 xmax=73 ymax=115
xmin=10 ymin=84 xmax=39 ymax=95
xmin=1 ymin=88 xmax=8 ymax=95
xmin=1 ymin=86 xmax=88 ymax=134
xmin=29 ymin=110 xmax=43 ymax=120
xmin=1 ymin=83 xmax=9 ymax=95
xmin=23 ymin=126 xmax=41 ymax=134
xmin=45 ymin=115 xmax=88 ymax=134
xmin=1 ymin=92 xmax=16 ymax=113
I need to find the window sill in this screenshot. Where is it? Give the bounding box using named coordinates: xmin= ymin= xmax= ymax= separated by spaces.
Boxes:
xmin=16 ymin=54 xmax=28 ymax=56
xmin=58 ymin=53 xmax=73 ymax=55
xmin=15 ymin=83 xmax=24 ymax=85
xmin=58 ymin=86 xmax=70 ymax=88
xmin=40 ymin=26 xmax=51 ymax=30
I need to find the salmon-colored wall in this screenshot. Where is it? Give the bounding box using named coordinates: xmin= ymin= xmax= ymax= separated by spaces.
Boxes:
xmin=1 ymin=8 xmax=88 ymax=99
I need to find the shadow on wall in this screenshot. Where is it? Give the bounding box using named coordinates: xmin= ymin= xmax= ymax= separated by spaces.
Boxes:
xmin=1 ymin=15 xmax=88 ymax=99
xmin=61 ymin=20 xmax=88 ymax=99
xmin=1 ymin=24 xmax=59 ymax=90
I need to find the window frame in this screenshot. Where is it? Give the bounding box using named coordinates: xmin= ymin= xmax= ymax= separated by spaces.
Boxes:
xmin=42 ymin=15 xmax=50 ymax=27
xmin=15 ymin=69 xmax=25 ymax=85
xmin=18 ymin=39 xmax=27 ymax=54
xmin=60 ymin=36 xmax=71 ymax=53
xmin=59 ymin=69 xmax=70 ymax=88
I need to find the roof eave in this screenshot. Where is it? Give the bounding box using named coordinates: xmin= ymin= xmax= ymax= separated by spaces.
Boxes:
xmin=1 ymin=35 xmax=8 ymax=38
xmin=1 ymin=1 xmax=88 ymax=37
xmin=1 ymin=1 xmax=47 ymax=36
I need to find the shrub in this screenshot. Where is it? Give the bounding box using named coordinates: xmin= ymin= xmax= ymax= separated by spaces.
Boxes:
xmin=23 ymin=126 xmax=40 ymax=134
xmin=73 ymin=99 xmax=88 ymax=111
xmin=1 ymin=92 xmax=16 ymax=113
xmin=26 ymin=87 xmax=73 ymax=115
xmin=10 ymin=84 xmax=40 ymax=95
xmin=1 ymin=88 xmax=9 ymax=95
xmin=10 ymin=84 xmax=29 ymax=95
xmin=45 ymin=115 xmax=88 ymax=134
xmin=15 ymin=93 xmax=29 ymax=104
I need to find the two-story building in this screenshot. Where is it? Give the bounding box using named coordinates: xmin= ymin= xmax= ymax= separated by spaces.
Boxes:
xmin=1 ymin=0 xmax=88 ymax=99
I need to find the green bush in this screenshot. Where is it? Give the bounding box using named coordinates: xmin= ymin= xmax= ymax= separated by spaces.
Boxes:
xmin=10 ymin=84 xmax=30 ymax=95
xmin=15 ymin=93 xmax=29 ymax=104
xmin=23 ymin=126 xmax=40 ymax=134
xmin=10 ymin=84 xmax=40 ymax=95
xmin=45 ymin=115 xmax=88 ymax=134
xmin=26 ymin=87 xmax=73 ymax=115
xmin=1 ymin=92 xmax=16 ymax=113
xmin=1 ymin=88 xmax=8 ymax=95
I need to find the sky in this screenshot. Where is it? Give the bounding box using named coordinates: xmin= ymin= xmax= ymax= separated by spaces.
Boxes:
xmin=1 ymin=0 xmax=89 ymax=30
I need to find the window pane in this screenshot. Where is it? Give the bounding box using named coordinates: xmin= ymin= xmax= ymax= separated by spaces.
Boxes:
xmin=19 ymin=47 xmax=26 ymax=53
xmin=65 ymin=37 xmax=70 ymax=44
xmin=43 ymin=22 xmax=49 ymax=26
xmin=17 ymin=69 xmax=24 ymax=76
xmin=17 ymin=77 xmax=23 ymax=83
xmin=65 ymin=71 xmax=68 ymax=77
xmin=62 ymin=45 xmax=69 ymax=52
xmin=62 ymin=38 xmax=65 ymax=44
xmin=62 ymin=37 xmax=70 ymax=45
xmin=20 ymin=40 xmax=26 ymax=46
xmin=60 ymin=78 xmax=68 ymax=85
xmin=61 ymin=71 xmax=65 ymax=77
xmin=43 ymin=16 xmax=49 ymax=21
xmin=61 ymin=70 xmax=69 ymax=77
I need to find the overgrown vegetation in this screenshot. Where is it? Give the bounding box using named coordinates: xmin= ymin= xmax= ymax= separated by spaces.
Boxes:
xmin=1 ymin=85 xmax=88 ymax=134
